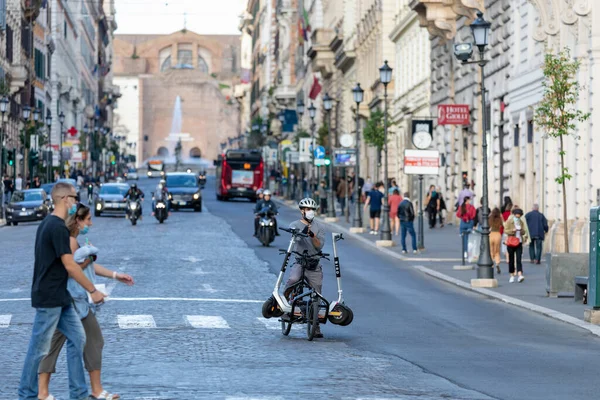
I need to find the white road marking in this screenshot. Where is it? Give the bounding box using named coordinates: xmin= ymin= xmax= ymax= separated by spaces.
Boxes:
xmin=257 ymin=317 xmax=301 ymax=331
xmin=0 ymin=297 xmax=263 ymax=303
xmin=198 ymin=283 xmax=219 ymax=293
xmin=182 ymin=256 xmax=202 ymax=263
xmin=186 ymin=315 xmax=230 ymax=329
xmin=117 ymin=315 xmax=156 ymax=329
xmin=0 ymin=315 xmax=12 ymax=328
xmin=226 ymin=397 xmax=284 ymax=400
xmin=190 ymin=267 xmax=211 ymax=275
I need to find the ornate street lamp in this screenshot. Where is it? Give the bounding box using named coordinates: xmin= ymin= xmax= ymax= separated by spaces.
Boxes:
xmin=45 ymin=110 xmax=52 ymax=182
xmin=379 ymin=60 xmax=393 ymax=243
xmin=351 ymin=83 xmax=364 ymax=230
xmin=32 ymin=107 xmax=40 ymax=123
xmin=22 ymin=105 xmax=31 ymax=121
xmin=0 ymin=96 xmax=9 ymax=114
xmin=454 ymin=11 xmax=494 ymax=283
xmin=297 ymin=99 xmax=305 ymax=116
xmin=323 ymin=93 xmax=336 ymax=219
xmin=308 ymin=102 xmax=317 ymax=193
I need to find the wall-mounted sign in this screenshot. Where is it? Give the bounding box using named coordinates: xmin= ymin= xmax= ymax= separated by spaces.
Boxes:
xmin=333 ymin=148 xmax=356 ymax=167
xmin=438 ymin=104 xmax=470 ymax=125
xmin=404 ymin=149 xmax=440 ymax=175
xmin=299 ymin=138 xmax=312 ymax=162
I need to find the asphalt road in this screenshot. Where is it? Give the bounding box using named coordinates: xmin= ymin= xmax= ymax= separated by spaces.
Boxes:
xmin=0 ymin=176 xmax=598 ymax=400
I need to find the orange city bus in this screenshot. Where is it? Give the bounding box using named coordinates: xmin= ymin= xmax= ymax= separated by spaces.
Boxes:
xmin=214 ymin=149 xmax=264 ymax=202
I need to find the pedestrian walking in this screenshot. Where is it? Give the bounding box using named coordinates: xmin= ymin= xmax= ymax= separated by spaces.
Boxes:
xmin=364 ymin=182 xmax=384 ymax=235
xmin=15 ymin=173 xmax=23 ymax=191
xmin=456 ymin=196 xmax=476 ymax=260
xmin=38 ymin=203 xmax=134 ymax=400
xmin=457 ymin=183 xmax=475 ymax=208
xmin=474 ymin=198 xmax=490 ymax=231
xmin=525 ymin=203 xmax=548 ymax=264
xmin=436 ymin=186 xmax=447 ymax=227
xmin=501 ymin=201 xmax=513 ymax=263
xmin=504 ymin=207 xmax=530 ymax=283
xmin=388 ymin=189 xmax=403 ymax=236
xmin=489 ymin=207 xmax=504 ymax=274
xmin=425 ymin=185 xmax=440 ymax=228
xmin=3 ymin=174 xmax=13 ymax=204
xmin=398 ymin=192 xmax=417 ymax=253
xmin=18 ymin=182 xmax=106 ymax=400
xmin=336 ymin=176 xmax=348 ymax=216
xmin=388 ymin=179 xmax=399 ymax=195
xmin=362 ymin=176 xmax=373 ymax=203
xmin=318 ymin=180 xmax=327 ymax=215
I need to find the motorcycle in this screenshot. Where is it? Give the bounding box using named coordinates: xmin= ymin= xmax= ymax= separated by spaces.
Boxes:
xmin=153 ymin=193 xmax=168 ymax=224
xmin=198 ymin=172 xmax=207 ymax=188
xmin=256 ymin=206 xmax=277 ymax=247
xmin=126 ymin=199 xmax=142 ymax=226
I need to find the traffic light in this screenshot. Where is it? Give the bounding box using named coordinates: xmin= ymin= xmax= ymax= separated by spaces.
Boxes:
xmin=7 ymin=150 xmax=14 ymax=166
xmin=324 ymin=148 xmax=331 ymax=166
xmin=30 ymin=150 xmax=39 ymax=165
xmin=110 ymin=155 xmax=116 ymax=165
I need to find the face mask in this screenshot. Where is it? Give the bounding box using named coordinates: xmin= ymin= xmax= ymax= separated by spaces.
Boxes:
xmin=304 ymin=210 xmax=315 ymax=221
xmin=80 ymin=226 xmax=89 ymax=235
xmin=68 ymin=204 xmax=77 ymax=215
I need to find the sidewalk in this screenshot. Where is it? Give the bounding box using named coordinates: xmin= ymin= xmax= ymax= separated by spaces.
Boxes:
xmin=275 ymin=196 xmax=600 ymax=337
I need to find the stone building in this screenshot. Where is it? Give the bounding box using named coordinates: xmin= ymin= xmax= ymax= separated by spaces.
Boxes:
xmin=112 ymin=31 xmax=240 ymax=165
xmin=410 ymin=0 xmax=599 ymax=252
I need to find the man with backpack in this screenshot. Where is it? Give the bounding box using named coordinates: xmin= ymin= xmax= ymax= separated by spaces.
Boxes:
xmin=398 ymin=192 xmax=417 ymax=254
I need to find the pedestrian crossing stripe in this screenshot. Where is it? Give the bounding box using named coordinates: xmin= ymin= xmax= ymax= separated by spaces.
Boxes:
xmin=186 ymin=315 xmax=230 ymax=329
xmin=117 ymin=314 xmax=156 ymax=329
xmin=0 ymin=314 xmax=11 ymax=328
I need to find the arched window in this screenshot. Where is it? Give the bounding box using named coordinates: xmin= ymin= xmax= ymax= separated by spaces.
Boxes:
xmin=157 ymin=147 xmax=169 ymax=157
xmin=161 ymin=56 xmax=171 ymax=72
xmin=177 ymin=50 xmax=193 ymax=69
xmin=189 ymin=147 xmax=202 ymax=158
xmin=197 ymin=56 xmax=209 ymax=74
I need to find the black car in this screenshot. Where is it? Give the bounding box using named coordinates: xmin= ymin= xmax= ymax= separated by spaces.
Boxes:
xmin=40 ymin=183 xmax=55 ymax=212
xmin=94 ymin=183 xmax=129 ymax=217
xmin=166 ymin=172 xmax=202 ymax=212
xmin=6 ymin=189 xmax=50 ymax=226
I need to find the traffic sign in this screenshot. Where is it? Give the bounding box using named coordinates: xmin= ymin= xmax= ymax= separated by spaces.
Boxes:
xmin=314 ymin=146 xmax=325 ymax=159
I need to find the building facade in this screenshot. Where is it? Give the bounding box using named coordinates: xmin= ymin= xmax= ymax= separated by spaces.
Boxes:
xmin=112 ymin=31 xmax=241 ymax=165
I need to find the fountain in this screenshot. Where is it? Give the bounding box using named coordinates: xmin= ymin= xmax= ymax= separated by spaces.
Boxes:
xmin=150 ymin=95 xmax=212 ymax=170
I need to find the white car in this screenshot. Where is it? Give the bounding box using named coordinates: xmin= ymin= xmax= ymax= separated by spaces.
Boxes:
xmin=125 ymin=169 xmax=139 ymax=180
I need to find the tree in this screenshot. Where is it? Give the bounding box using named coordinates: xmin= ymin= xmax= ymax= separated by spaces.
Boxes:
xmin=534 ymin=47 xmax=590 ymax=253
xmin=317 ymin=124 xmax=328 ymax=147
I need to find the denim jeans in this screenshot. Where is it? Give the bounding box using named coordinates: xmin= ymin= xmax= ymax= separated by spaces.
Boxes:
xmin=19 ymin=305 xmax=88 ymax=400
xmin=400 ymin=221 xmax=417 ymax=251
xmin=460 ymin=220 xmax=475 ymax=255
xmin=529 ymin=238 xmax=544 ymax=262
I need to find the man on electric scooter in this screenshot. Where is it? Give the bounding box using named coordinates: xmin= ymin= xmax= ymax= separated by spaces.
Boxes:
xmin=125 ymin=183 xmax=145 ymax=215
xmin=253 ymin=190 xmax=279 ymax=236
xmin=283 ymin=197 xmax=326 ymax=338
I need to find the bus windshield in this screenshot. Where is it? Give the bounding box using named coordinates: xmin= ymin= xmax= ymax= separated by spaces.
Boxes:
xmin=148 ymin=161 xmax=164 ymax=172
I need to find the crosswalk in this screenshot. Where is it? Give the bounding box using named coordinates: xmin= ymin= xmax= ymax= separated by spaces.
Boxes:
xmin=0 ymin=314 xmax=304 ymax=331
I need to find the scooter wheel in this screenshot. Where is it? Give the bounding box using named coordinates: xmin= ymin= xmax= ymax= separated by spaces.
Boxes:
xmin=281 ymin=320 xmax=292 ymax=336
xmin=340 ymin=305 xmax=354 ymax=326
xmin=328 ymin=304 xmax=346 ymax=325
xmin=261 ymin=298 xmax=274 ymax=319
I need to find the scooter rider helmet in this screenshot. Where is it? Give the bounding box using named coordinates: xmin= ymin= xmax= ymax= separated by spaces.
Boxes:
xmin=256 ymin=188 xmax=264 ymax=195
xmin=159 ymin=179 xmax=166 ymax=186
xmin=263 ymin=190 xmax=272 ymax=198
xmin=131 ymin=183 xmax=137 ymax=189
xmin=298 ymin=197 xmax=317 ymax=210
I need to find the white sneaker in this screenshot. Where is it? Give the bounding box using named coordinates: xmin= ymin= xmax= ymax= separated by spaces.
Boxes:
xmin=518 ymin=275 xmax=525 ymax=283
xmin=413 ymin=250 xmax=418 ymax=254
xmin=509 ymin=276 xmax=515 ymax=283
xmin=401 ymin=250 xmax=407 ymax=254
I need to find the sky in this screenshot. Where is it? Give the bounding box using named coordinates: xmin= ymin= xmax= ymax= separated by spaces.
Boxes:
xmin=114 ymin=0 xmax=246 ymax=35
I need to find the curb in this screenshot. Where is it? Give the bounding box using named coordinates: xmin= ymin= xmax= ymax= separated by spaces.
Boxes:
xmin=274 ymin=197 xmax=600 ymax=338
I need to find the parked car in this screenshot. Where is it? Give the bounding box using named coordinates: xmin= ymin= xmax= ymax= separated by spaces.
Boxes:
xmin=93 ymin=183 xmax=130 ymax=217
xmin=5 ymin=189 xmax=50 ymax=226
xmin=166 ymin=172 xmax=202 ymax=212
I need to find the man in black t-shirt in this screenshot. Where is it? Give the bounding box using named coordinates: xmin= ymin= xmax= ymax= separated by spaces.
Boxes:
xmin=18 ymin=182 xmax=106 ymax=400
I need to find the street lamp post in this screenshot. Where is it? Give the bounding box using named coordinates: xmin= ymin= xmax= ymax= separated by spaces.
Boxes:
xmin=351 ymin=83 xmax=364 ymax=231
xmin=454 ymin=11 xmax=494 ymax=281
xmin=32 ymin=108 xmax=40 ymax=185
xmin=296 ymin=99 xmax=305 ymax=200
xmin=58 ymin=111 xmax=65 ymax=177
xmin=308 ymin=102 xmax=316 ymax=198
xmin=45 ymin=110 xmax=52 ymax=183
xmin=323 ymin=93 xmax=336 ymax=219
xmin=0 ymin=96 xmax=8 ymax=219
xmin=22 ymin=106 xmax=30 ymax=185
xmin=83 ymin=123 xmax=89 ymax=174
xmin=379 ymin=60 xmax=393 ymax=243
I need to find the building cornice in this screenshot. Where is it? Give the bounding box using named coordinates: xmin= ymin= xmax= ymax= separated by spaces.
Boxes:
xmin=389 ymin=10 xmax=418 ymax=43
xmin=409 ymin=0 xmax=483 ymax=40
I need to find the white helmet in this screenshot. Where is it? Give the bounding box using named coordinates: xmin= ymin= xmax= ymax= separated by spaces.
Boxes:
xmin=298 ymin=197 xmax=317 ymax=210
xmin=256 ymin=188 xmax=264 ymax=195
xmin=159 ymin=179 xmax=166 ymax=185
xmin=263 ymin=190 xmax=272 ymax=196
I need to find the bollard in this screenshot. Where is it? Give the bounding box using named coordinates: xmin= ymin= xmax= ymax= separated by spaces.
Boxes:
xmin=588 ymin=206 xmax=600 ymax=309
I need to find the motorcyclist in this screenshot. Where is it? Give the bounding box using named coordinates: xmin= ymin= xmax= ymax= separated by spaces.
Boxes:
xmin=125 ymin=183 xmax=145 ymax=214
xmin=254 ymin=190 xmax=279 ymax=237
xmin=152 ymin=179 xmax=170 ymax=215
xmin=283 ymin=197 xmax=325 ymax=338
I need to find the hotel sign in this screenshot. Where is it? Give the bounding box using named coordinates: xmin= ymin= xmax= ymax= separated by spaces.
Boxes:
xmin=438 ymin=104 xmax=470 ymax=125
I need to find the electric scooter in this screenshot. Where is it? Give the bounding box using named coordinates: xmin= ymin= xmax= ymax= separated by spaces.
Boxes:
xmin=262 ymin=228 xmax=353 ymax=340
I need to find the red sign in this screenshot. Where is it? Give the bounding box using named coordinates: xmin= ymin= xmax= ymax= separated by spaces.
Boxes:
xmin=68 ymin=126 xmax=78 ymax=137
xmin=438 ymin=104 xmax=470 ymax=125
